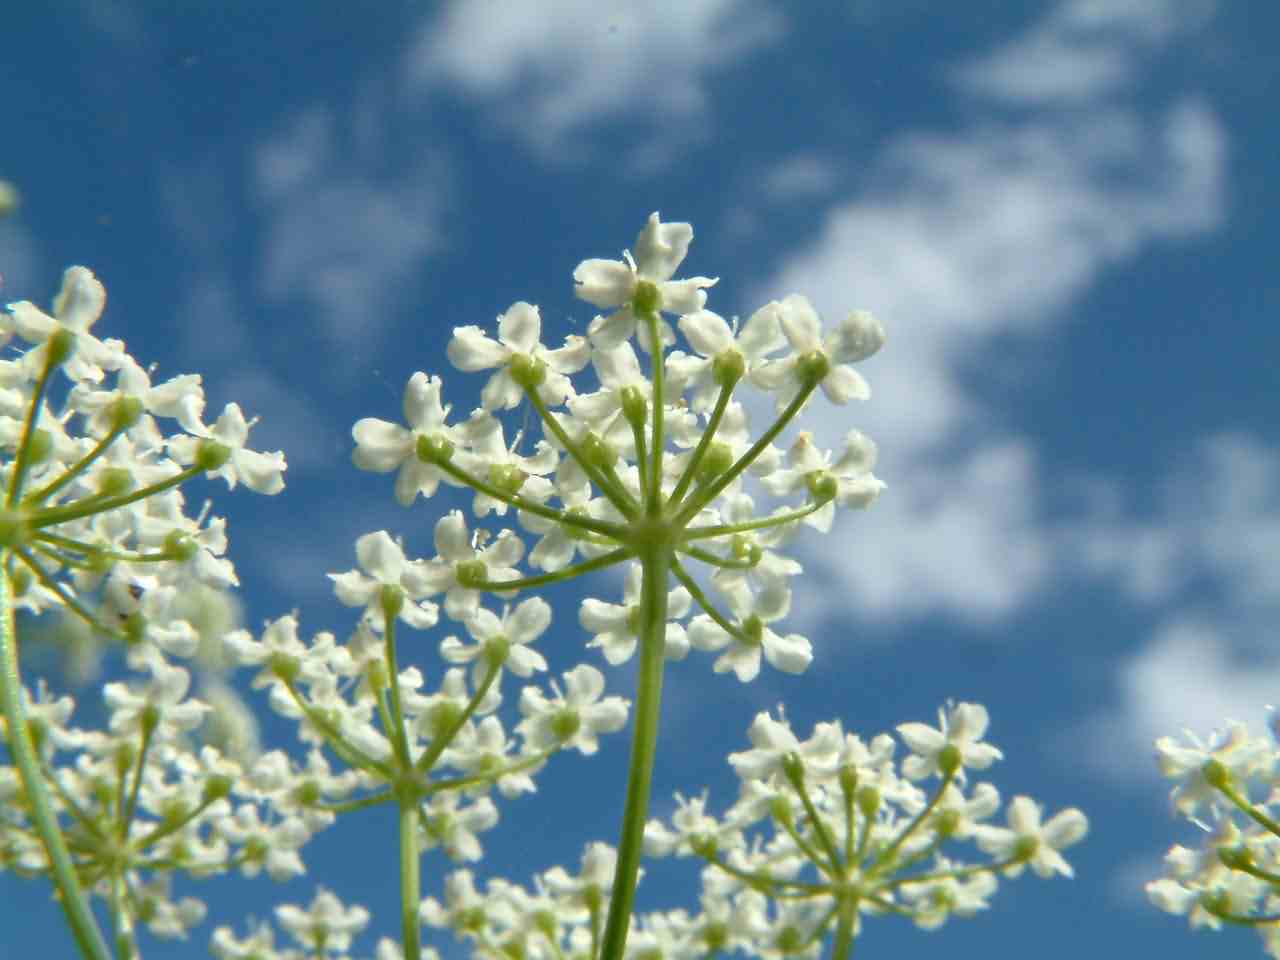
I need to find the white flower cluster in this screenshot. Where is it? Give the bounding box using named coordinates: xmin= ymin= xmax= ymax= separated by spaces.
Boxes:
xmin=0 ymin=266 xmax=285 ymax=652
xmin=351 ymin=213 xmax=887 ymax=685
xmin=0 ymin=268 xmax=291 ymax=948
xmin=212 ymin=886 xmax=436 ymax=960
xmin=635 ymin=703 xmax=1086 ymax=953
xmin=1148 ymin=719 xmax=1280 ymax=957
xmin=417 ymin=704 xmax=1086 ymax=959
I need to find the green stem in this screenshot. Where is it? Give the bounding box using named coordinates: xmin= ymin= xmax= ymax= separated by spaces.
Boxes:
xmin=414 ymin=659 xmax=502 ymax=775
xmin=668 ymin=557 xmax=742 ymax=642
xmin=675 ymin=379 xmax=819 ymax=527
xmin=832 ymin=894 xmax=858 ymax=960
xmin=643 ymin=310 xmax=666 ymax=512
xmin=432 ymin=452 xmax=631 ymax=539
xmin=667 ymin=380 xmax=735 ymax=509
xmin=469 ymin=546 xmax=633 ymax=592
xmin=381 ymin=618 xmax=412 ymax=767
xmin=33 ymin=463 xmax=204 ymax=528
xmin=0 ymin=561 xmax=113 ymax=960
xmin=598 ymin=542 xmax=670 ymax=960
xmin=680 ymin=500 xmax=824 ymax=542
xmin=6 ymin=349 xmax=58 ymax=507
xmin=523 ymin=389 xmax=639 ymax=519
xmin=400 ymin=797 xmax=422 ymax=959
xmin=23 ymin=422 xmax=127 ymax=507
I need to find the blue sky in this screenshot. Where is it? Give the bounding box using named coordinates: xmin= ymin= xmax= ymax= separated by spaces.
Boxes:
xmin=2 ymin=1 xmax=1277 ymax=957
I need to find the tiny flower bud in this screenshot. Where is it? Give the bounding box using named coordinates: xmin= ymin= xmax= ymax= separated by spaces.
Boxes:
xmin=380 ymin=584 xmax=405 ymax=621
xmin=0 ymin=508 xmax=31 ymax=549
xmin=195 ymin=439 xmax=232 ymax=473
xmin=857 ymin=785 xmax=881 ymax=819
xmin=620 ymin=385 xmax=648 ymax=429
xmin=417 ymin=432 xmax=455 ymax=464
xmin=697 ymin=442 xmax=734 ymax=483
xmin=508 ymin=352 xmax=546 ymax=391
xmin=455 ymin=559 xmax=488 ymax=588
xmin=938 ymin=743 xmax=963 ymax=778
xmin=46 ymin=327 xmax=76 ymax=367
xmin=25 ymin=429 xmax=53 ymax=466
xmin=483 ymin=633 xmax=510 ymax=669
xmin=551 ymin=707 xmax=582 ymax=743
xmin=96 ymin=466 xmax=134 ymax=498
xmin=111 ymin=395 xmax=145 ymax=431
xmin=795 ymin=349 xmax=830 ymax=386
xmin=712 ymin=348 xmax=746 ymax=387
xmin=488 ymin=463 xmax=527 ymax=498
xmin=163 ymin=531 xmax=198 ymax=564
xmin=632 ymin=279 xmax=662 ymax=316
xmin=806 ymin=471 xmax=838 ymax=506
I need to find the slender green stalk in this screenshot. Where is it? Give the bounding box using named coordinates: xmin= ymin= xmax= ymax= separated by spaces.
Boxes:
xmin=598 ymin=542 xmax=670 ymax=960
xmin=381 ymin=618 xmax=412 ymax=767
xmin=832 ymin=894 xmax=858 ymax=960
xmin=675 ymin=378 xmax=820 ymax=527
xmin=400 ymin=797 xmax=422 ymax=959
xmin=643 ymin=310 xmax=666 ymax=512
xmin=0 ymin=561 xmax=113 ymax=960
xmin=667 ymin=380 xmax=735 ymax=509
xmin=469 ymin=546 xmax=633 ymax=592
xmin=523 ymin=389 xmax=639 ymax=518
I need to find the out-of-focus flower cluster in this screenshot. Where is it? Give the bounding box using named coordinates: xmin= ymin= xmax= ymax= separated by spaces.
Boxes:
xmin=0 ymin=267 xmax=289 ymax=943
xmin=424 ymin=703 xmax=1087 ymax=958
xmin=0 ymin=266 xmax=285 ymax=649
xmin=1148 ymin=719 xmax=1280 ymax=957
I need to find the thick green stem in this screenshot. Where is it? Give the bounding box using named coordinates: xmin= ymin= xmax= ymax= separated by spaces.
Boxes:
xmin=598 ymin=542 xmax=670 ymax=960
xmin=400 ymin=797 xmax=422 ymax=958
xmin=832 ymin=894 xmax=857 ymax=960
xmin=0 ymin=561 xmax=113 ymax=960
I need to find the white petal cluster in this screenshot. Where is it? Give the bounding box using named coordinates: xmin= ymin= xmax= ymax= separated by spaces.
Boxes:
xmin=637 ymin=705 xmax=1085 ymax=946
xmin=350 ymin=212 xmax=886 ymax=686
xmin=1147 ymin=719 xmax=1280 ymax=955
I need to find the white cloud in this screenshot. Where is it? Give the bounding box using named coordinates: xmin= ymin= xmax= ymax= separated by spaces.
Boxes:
xmin=252 ymin=106 xmax=451 ymax=363
xmin=1070 ymin=434 xmax=1280 ymax=786
xmin=403 ymin=0 xmax=782 ymax=162
xmin=954 ymin=0 xmax=1215 ymax=105
xmin=743 ymin=2 xmax=1224 ymax=628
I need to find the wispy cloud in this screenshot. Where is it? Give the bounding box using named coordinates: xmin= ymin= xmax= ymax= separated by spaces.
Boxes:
xmin=402 ymin=0 xmax=782 ymax=165
xmin=750 ymin=0 xmax=1225 ymax=627
xmin=253 ymin=106 xmax=452 ymax=361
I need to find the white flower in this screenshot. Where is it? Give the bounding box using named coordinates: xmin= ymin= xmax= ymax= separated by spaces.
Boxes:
xmin=750 ymin=294 xmax=883 ymax=409
xmin=448 ymin=301 xmax=590 ymax=410
xmin=671 ymin=304 xmax=785 ymax=411
xmin=420 ymin=510 xmax=525 ymax=621
xmin=420 ymin=790 xmax=500 ymax=862
xmin=439 ymin=597 xmax=551 ymax=684
xmin=579 ymin=563 xmax=692 ymax=665
xmin=728 ymin=710 xmax=842 ymax=782
xmin=6 ymin=265 xmax=119 ymax=382
xmin=975 ymin=796 xmax=1088 ymax=878
xmin=1155 ymin=721 xmax=1270 ymax=818
xmin=687 ymin=583 xmax=811 ymax=682
xmin=351 ymin=372 xmax=463 ymax=506
xmin=168 ymin=402 xmax=286 ymax=494
xmin=104 ymin=658 xmax=209 ymax=739
xmin=897 ymin=702 xmax=1003 ymax=781
xmin=275 ymin=888 xmax=371 ymax=954
xmin=216 ymin=804 xmax=310 ymax=881
xmin=452 ymin=411 xmax=558 ymax=517
xmin=328 ymin=530 xmax=438 ymax=631
xmin=517 ymin=665 xmax=629 ymax=755
xmin=574 ymin=212 xmax=717 ymax=349
xmin=70 ymin=352 xmax=206 ymax=436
